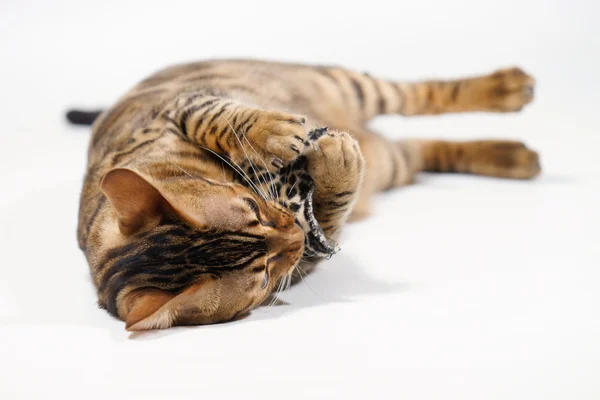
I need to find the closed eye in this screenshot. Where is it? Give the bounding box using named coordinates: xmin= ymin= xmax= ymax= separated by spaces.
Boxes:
xmin=244 ymin=197 xmax=275 ymax=227
xmin=243 ymin=198 xmax=260 ymax=217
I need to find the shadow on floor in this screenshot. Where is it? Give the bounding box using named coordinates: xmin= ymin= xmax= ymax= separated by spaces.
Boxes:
xmin=127 ymin=253 xmax=410 ymax=341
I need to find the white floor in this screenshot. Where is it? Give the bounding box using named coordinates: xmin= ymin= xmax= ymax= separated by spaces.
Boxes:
xmin=1 ymin=1 xmax=599 ymax=399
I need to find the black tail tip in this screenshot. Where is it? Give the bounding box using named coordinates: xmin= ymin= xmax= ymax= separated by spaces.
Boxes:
xmin=66 ymin=109 xmax=103 ymax=125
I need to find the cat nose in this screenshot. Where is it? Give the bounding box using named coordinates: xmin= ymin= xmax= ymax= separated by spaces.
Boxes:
xmin=268 ymin=224 xmax=304 ymax=249
xmin=287 ymin=223 xmax=304 ymax=246
xmin=285 ymin=227 xmax=305 ymax=264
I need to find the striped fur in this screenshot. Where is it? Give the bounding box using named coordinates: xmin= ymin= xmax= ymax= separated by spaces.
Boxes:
xmin=78 ymin=59 xmax=541 ymax=330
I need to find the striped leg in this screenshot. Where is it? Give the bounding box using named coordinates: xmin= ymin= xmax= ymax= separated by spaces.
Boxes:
xmin=351 ymin=134 xmax=541 ymax=219
xmin=350 ymin=132 xmax=416 ymax=219
xmin=398 ymin=139 xmax=541 ymax=179
xmin=161 ymin=92 xmax=309 ymax=172
xmin=309 ymin=66 xmax=535 ymax=124
xmin=387 ymin=68 xmax=535 ymax=116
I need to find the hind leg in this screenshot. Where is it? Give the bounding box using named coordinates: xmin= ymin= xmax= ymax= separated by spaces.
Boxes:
xmin=383 ymin=67 xmax=536 ymax=116
xmin=297 ymin=65 xmax=535 ymax=126
xmin=257 ymin=65 xmax=534 ymax=131
xmin=400 ymin=139 xmax=541 ymax=178
xmin=351 ymin=133 xmax=541 ymax=219
xmin=350 ymin=132 xmax=416 ymax=220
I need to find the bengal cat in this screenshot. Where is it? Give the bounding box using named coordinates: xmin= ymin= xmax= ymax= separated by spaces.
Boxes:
xmin=74 ymin=59 xmax=540 ymax=331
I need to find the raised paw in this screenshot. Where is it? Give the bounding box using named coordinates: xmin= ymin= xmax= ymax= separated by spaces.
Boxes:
xmin=483 ymin=67 xmax=535 ymax=112
xmin=470 ymin=140 xmax=541 ymax=179
xmin=305 ymin=130 xmax=365 ymax=194
xmin=243 ymin=110 xmax=308 ymax=172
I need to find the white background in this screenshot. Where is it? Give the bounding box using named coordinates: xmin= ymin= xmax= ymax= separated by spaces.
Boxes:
xmin=1 ymin=0 xmax=599 ymax=399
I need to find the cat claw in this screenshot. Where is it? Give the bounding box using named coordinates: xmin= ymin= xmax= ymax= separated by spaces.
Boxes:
xmin=271 ymin=158 xmax=284 ymax=169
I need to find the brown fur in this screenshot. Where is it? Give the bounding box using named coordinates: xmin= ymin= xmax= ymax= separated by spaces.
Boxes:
xmin=78 ymin=59 xmax=540 ymax=330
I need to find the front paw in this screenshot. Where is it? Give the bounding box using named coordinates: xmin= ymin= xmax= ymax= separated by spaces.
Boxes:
xmin=305 ymin=129 xmax=365 ymax=195
xmin=244 ymin=110 xmax=308 ymax=172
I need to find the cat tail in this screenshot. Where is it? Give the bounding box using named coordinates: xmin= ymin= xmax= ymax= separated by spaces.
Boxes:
xmin=65 ymin=109 xmax=104 ymax=125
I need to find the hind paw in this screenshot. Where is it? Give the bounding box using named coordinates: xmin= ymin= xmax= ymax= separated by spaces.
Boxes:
xmin=484 ymin=68 xmax=535 ymax=112
xmin=470 ymin=141 xmax=541 ymax=179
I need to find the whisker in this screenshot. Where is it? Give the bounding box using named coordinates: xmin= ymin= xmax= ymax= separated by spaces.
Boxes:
xmin=294 ymin=263 xmax=323 ymax=301
xmin=303 ymin=248 xmax=319 ymax=257
xmin=286 ymin=177 xmax=300 ymax=198
xmin=240 ymin=130 xmax=276 ymax=201
xmin=225 ymin=118 xmax=271 ymax=200
xmin=241 ymin=130 xmax=279 ymax=202
xmin=284 ymin=274 xmax=292 ymax=293
xmin=220 ymin=159 xmax=226 ymax=181
xmin=267 ymin=277 xmax=284 ymax=308
xmin=197 ymin=145 xmax=265 ymax=199
xmin=268 ymin=275 xmax=284 ymax=308
xmin=168 ymin=161 xmax=194 ymax=178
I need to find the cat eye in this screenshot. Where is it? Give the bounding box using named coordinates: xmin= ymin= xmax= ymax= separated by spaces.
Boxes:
xmin=243 ymin=198 xmax=260 ymax=217
xmin=244 ymin=198 xmax=276 ymax=227
xmin=261 ymin=271 xmax=269 ymax=289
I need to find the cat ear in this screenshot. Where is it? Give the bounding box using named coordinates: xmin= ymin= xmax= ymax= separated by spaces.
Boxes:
xmin=101 ymin=168 xmax=166 ymax=235
xmin=124 ymin=289 xmax=176 ymax=331
xmin=124 ymin=278 xmax=221 ymax=331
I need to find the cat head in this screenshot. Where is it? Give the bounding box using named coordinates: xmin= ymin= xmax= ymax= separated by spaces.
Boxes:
xmin=99 ymin=167 xmax=304 ymax=330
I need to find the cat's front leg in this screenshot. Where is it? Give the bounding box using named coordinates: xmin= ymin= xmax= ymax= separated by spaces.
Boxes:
xmin=305 ymin=129 xmax=365 ymax=239
xmin=164 ymin=92 xmax=308 ymax=172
